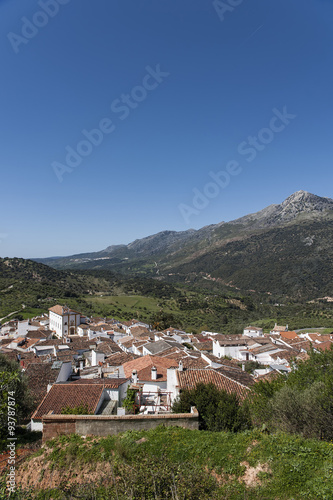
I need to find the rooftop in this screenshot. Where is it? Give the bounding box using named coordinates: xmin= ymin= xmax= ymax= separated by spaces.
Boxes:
xmin=32 ymin=383 xmax=104 ymax=420
xmin=49 ymin=305 xmax=81 ymax=316
xmin=122 ymin=355 xmax=178 ymax=382
xmin=177 ymin=369 xmax=251 ymax=399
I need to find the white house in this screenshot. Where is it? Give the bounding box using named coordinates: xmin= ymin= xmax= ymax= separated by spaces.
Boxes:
xmin=49 ymin=305 xmax=82 ymax=339
xmin=243 ymin=326 xmax=264 ymax=338
xmin=212 ymin=338 xmax=247 ymax=360
xmin=270 ymin=323 xmax=288 ymax=335
xmin=246 ymin=344 xmax=285 ymax=365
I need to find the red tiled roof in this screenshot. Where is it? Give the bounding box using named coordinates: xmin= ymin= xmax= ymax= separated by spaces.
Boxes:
xmin=122 ymin=355 xmax=178 ymax=382
xmin=105 ymin=352 xmax=139 ymax=366
xmin=177 ymin=369 xmax=251 ymax=399
xmin=192 ymin=341 xmax=213 ymax=352
xmin=317 ymin=341 xmax=333 ymax=352
xmin=95 ymin=341 xmax=123 ymax=355
xmin=215 ymin=366 xmax=255 ymax=387
xmin=49 ymin=305 xmax=81 ymax=316
xmin=280 ymin=331 xmax=298 ymax=340
xmin=271 ymin=325 xmax=287 ymax=332
xmin=26 ymin=329 xmax=52 ymax=340
xmin=25 ymin=363 xmax=61 ymax=410
xmin=69 ymin=378 xmax=128 ymax=388
xmin=32 ymin=384 xmax=104 ymax=419
xmin=270 ymin=348 xmax=299 ymax=361
xmin=283 ymin=339 xmax=312 ymax=351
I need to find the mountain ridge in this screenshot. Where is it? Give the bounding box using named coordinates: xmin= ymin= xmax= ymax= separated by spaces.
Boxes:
xmin=33 ymin=190 xmax=333 ymax=271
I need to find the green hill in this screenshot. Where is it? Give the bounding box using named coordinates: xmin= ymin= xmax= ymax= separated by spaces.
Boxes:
xmin=0 ymin=258 xmax=108 ymax=319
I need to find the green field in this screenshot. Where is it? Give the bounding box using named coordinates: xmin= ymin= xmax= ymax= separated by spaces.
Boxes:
xmin=84 ymin=294 xmax=178 ymax=318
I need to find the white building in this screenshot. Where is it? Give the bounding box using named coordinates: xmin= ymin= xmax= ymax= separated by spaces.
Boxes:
xmin=49 ymin=305 xmax=82 ymax=339
xmin=243 ymin=326 xmax=264 ymax=338
xmin=212 ymin=338 xmax=247 ymax=360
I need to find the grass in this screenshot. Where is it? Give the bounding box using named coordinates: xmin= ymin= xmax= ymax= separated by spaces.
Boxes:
xmin=296 ymin=327 xmax=333 ymax=334
xmin=85 ymin=294 xmax=178 ymax=316
xmin=4 ymin=427 xmax=333 ymax=499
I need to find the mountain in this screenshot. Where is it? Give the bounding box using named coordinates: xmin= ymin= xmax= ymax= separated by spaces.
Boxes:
xmin=34 ymin=191 xmax=333 ymax=298
xmin=230 ymin=190 xmax=333 ymax=229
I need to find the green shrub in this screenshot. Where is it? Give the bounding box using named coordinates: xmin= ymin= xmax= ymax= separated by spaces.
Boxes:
xmin=172 ymin=382 xmax=251 ymax=432
xmin=61 ymin=404 xmax=92 ymax=415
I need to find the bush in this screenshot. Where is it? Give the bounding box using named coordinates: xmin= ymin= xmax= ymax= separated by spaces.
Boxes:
xmin=172 ymin=383 xmax=251 ymax=432
xmin=249 ymin=347 xmax=333 ymax=440
xmin=61 ymin=404 xmax=92 ymax=415
xmin=122 ymin=387 xmax=139 ymax=414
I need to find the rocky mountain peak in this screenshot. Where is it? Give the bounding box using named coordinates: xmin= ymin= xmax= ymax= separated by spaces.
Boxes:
xmin=280 ymin=190 xmax=333 ymax=216
xmin=230 ymin=191 xmax=333 ymax=229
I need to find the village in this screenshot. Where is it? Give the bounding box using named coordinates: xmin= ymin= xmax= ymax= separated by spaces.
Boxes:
xmin=1 ymin=304 xmax=332 ymax=440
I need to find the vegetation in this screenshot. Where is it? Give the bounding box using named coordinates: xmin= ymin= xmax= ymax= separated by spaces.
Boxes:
xmin=122 ymin=387 xmax=139 ymax=415
xmin=173 ymin=220 xmax=333 ymax=299
xmin=250 ymin=346 xmax=333 ymax=440
xmin=0 ymin=257 xmax=107 ymax=319
xmin=61 ymin=404 xmax=92 ymax=415
xmin=172 ymin=383 xmax=251 ymax=432
xmin=1 ymin=257 xmax=333 ymax=334
xmin=2 ymin=427 xmax=333 ymax=499
xmin=0 ymin=354 xmax=34 ymax=451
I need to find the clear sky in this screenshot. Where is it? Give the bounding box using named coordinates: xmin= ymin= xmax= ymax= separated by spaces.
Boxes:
xmin=1 ymin=0 xmax=332 ymax=258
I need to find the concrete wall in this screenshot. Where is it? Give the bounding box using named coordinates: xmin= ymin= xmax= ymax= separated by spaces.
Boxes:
xmin=42 ymin=410 xmax=199 ymax=443
xmin=167 ymin=368 xmax=179 ymax=403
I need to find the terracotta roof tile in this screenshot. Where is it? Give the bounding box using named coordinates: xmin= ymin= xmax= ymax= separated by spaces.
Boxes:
xmin=122 ymin=355 xmax=178 ymax=382
xmin=25 ymin=363 xmax=62 ymax=411
xmin=193 ymin=341 xmax=213 ymax=352
xmin=95 ymin=341 xmax=123 ymax=355
xmin=70 ymin=378 xmax=128 ymax=388
xmin=177 ymin=369 xmax=250 ymax=399
xmin=280 ymin=331 xmax=298 ymax=340
xmin=215 ymin=366 xmax=255 ymax=387
xmin=316 ymin=341 xmax=333 ymax=352
xmin=105 ymin=352 xmax=139 ymax=366
xmin=33 ymin=384 xmax=104 ymax=419
xmin=49 ymin=305 xmax=81 ymax=316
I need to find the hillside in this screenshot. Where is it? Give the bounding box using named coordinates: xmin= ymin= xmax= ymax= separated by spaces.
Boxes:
xmin=0 ymin=258 xmax=110 ymax=319
xmin=34 ymin=191 xmax=333 ymax=299
xmin=6 ymin=427 xmax=333 ymax=499
xmin=170 ymin=219 xmax=333 ymax=298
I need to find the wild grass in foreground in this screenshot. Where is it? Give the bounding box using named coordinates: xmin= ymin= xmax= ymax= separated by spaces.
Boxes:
xmin=1 ymin=426 xmax=333 ymax=499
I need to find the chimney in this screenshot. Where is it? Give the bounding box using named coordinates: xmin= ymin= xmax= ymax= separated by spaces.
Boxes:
xmin=132 ymin=369 xmax=138 ymax=384
xmin=242 ymin=363 xmax=245 ymax=372
xmin=178 ymin=360 xmax=183 ymax=372
xmin=151 ymin=366 xmax=157 ymax=380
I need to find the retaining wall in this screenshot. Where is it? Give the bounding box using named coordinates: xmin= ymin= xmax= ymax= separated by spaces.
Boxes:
xmin=42 ymin=410 xmax=199 ymax=443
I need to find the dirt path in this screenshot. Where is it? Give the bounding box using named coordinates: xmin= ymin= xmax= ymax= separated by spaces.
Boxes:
xmin=0 ymin=309 xmax=22 ymax=323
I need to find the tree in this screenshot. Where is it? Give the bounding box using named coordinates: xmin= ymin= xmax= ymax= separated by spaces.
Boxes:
xmin=0 ymin=354 xmax=34 ymax=448
xmin=172 ymin=383 xmax=250 ymax=432
xmin=249 ymin=347 xmax=333 ymax=440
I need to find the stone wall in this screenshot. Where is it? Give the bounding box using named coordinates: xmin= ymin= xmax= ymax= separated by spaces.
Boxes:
xmin=42 ymin=410 xmax=199 ymax=443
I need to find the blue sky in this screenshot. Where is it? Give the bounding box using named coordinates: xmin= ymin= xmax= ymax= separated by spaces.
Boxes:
xmin=0 ymin=0 xmax=332 ymax=258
